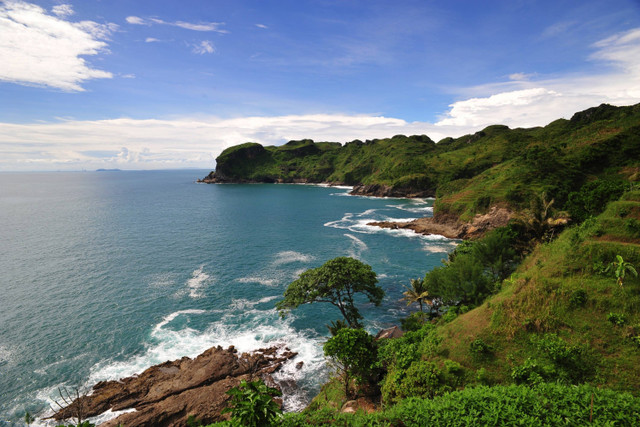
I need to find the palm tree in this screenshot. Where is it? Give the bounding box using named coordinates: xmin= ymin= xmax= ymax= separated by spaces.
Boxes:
xmin=606 ymin=255 xmax=638 ymax=287
xmin=515 ymin=191 xmax=569 ymax=243
xmin=403 ymin=278 xmax=431 ymax=312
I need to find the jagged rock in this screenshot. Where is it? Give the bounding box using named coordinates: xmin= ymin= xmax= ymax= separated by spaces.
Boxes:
xmin=375 ymin=326 xmax=404 ymax=340
xmin=49 ymin=346 xmax=297 ymax=427
xmin=369 ymin=206 xmax=512 ymax=240
xmin=340 ymin=398 xmax=378 ymax=414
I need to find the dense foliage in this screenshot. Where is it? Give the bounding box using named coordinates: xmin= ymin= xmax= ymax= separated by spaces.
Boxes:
xmin=279 ymin=384 xmax=640 ymax=426
xmin=323 ymin=328 xmax=378 ymax=399
xmin=220 ymin=379 xmax=282 ymax=427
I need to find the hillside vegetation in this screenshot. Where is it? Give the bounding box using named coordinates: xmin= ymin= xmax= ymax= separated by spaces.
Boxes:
xmin=204 ymin=103 xmax=640 ymax=222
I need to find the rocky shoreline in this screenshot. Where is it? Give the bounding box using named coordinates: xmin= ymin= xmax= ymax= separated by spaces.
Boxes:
xmin=368 ymin=206 xmax=513 ymax=240
xmin=198 ymin=172 xmax=434 ymax=199
xmin=50 ymin=345 xmax=297 ymax=427
xmin=199 ymin=173 xmax=510 ymax=239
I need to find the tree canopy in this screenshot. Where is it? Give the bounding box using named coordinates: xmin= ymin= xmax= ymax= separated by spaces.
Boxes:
xmin=276 ymin=257 xmax=384 ymax=328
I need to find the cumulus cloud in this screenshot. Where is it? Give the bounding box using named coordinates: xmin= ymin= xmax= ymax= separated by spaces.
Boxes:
xmin=192 ymin=40 xmax=215 ymax=54
xmin=435 ymin=27 xmax=640 ymax=129
xmin=0 ymin=1 xmax=115 ymax=91
xmin=126 ymin=15 xmax=227 ymax=33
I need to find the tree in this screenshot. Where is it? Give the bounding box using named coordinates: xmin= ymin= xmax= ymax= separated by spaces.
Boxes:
xmin=606 ymin=255 xmax=638 ymax=287
xmin=323 ymin=328 xmax=377 ymax=399
xmin=276 ymin=257 xmax=384 ymax=328
xmin=403 ymin=278 xmax=431 ymax=312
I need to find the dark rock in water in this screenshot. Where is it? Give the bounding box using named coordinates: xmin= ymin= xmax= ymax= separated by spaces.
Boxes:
xmin=296 ymin=361 xmax=304 ymax=370
xmin=49 ymin=345 xmax=297 ymax=427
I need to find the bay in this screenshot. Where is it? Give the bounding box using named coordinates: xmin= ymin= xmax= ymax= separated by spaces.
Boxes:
xmin=0 ymin=170 xmax=454 ymax=425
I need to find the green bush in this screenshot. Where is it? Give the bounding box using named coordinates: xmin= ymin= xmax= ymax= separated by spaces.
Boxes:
xmin=532 ymin=334 xmax=594 ymax=383
xmin=569 ymin=289 xmax=588 ymax=308
xmin=221 ymin=379 xmax=282 ymax=427
xmin=278 ymin=384 xmax=640 ymax=426
xmin=511 ymin=357 xmax=554 ymax=385
xmin=324 ymin=328 xmax=378 ymax=398
xmin=469 ymin=338 xmax=494 ymax=359
xmin=608 ymin=312 xmax=627 ymax=326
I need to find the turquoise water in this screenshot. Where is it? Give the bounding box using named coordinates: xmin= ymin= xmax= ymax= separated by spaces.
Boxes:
xmin=0 ymin=170 xmax=455 ymax=425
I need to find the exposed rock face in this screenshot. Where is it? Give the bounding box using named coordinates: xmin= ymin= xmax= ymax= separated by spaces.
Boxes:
xmin=369 ymin=206 xmax=513 ymax=240
xmin=350 ymin=184 xmax=435 ymax=198
xmin=50 ymin=346 xmax=297 ymax=427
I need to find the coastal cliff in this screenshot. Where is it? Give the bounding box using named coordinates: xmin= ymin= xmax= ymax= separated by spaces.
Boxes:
xmin=200 ymin=103 xmax=640 ymax=238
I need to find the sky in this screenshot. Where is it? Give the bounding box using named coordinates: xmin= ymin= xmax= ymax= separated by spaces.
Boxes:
xmin=1 ymin=0 xmax=640 ymax=171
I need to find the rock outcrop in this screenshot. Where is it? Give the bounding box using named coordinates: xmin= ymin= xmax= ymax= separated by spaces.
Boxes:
xmin=369 ymin=206 xmax=513 ymax=240
xmin=50 ymin=345 xmax=297 ymax=427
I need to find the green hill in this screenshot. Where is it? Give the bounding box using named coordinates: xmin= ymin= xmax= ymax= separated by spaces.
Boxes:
xmin=202 ymin=103 xmax=640 ymax=223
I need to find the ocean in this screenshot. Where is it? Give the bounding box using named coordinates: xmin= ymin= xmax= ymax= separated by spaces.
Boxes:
xmin=0 ymin=170 xmax=455 ymax=425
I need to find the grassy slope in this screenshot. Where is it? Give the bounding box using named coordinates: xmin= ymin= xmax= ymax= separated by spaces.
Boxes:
xmin=435 ymin=189 xmax=640 ymax=392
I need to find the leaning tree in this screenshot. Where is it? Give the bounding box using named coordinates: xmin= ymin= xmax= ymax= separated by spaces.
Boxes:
xmin=276 ymin=256 xmax=384 ymax=328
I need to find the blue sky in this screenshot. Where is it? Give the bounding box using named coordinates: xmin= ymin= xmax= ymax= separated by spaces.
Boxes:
xmin=1 ymin=0 xmax=640 ymax=170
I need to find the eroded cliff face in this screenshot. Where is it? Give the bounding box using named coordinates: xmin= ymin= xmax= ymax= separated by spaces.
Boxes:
xmin=50 ymin=345 xmax=296 ymax=427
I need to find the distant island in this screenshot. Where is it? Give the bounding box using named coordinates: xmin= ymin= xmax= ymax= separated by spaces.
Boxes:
xmin=96 ymin=168 xmax=122 ymax=172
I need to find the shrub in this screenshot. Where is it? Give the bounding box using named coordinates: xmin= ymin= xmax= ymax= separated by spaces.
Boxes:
xmin=532 ymin=334 xmax=593 ymax=383
xmin=469 ymin=338 xmax=494 ymax=359
xmin=608 ymin=312 xmax=627 ymax=326
xmin=221 ymin=379 xmax=282 ymax=427
xmin=569 ymin=289 xmax=588 ymax=308
xmin=323 ymin=328 xmax=378 ymax=398
xmin=511 ymin=357 xmax=554 ymax=385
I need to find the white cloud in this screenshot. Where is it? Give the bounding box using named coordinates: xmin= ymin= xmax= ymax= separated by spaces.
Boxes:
xmin=51 ymin=4 xmax=73 ymax=17
xmin=436 ymin=88 xmax=560 ymax=128
xmin=193 ymin=40 xmax=215 ymax=54
xmin=0 ymin=114 xmax=438 ymax=171
xmin=256 ymin=24 xmax=268 ymax=29
xmin=145 ymin=37 xmax=160 ymax=43
xmin=1 ymin=26 xmax=640 ymax=171
xmin=508 ymin=72 xmax=534 ymax=81
xmin=126 ymin=16 xmax=146 ymax=25
xmin=435 ymin=27 xmax=640 ymax=129
xmin=126 ymin=16 xmax=227 ymax=33
xmin=0 ymin=1 xmax=114 ymax=91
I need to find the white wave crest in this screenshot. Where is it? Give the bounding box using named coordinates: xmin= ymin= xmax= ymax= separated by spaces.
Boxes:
xmin=85 ymin=308 xmax=326 ymax=417
xmin=184 ymin=266 xmax=211 ymax=299
xmin=273 ymin=251 xmax=315 ymax=265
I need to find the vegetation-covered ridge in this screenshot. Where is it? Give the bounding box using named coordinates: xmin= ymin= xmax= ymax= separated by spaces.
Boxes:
xmin=202 ymin=103 xmax=640 ymax=223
